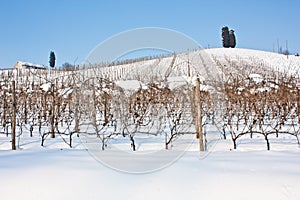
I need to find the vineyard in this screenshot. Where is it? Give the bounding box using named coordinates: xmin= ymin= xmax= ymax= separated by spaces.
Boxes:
xmin=1 ymin=48 xmax=300 ymax=151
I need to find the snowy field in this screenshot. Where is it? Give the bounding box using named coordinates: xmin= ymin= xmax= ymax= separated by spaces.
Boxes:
xmin=1 ymin=48 xmax=300 ymax=200
xmin=1 ymin=135 xmax=300 ymax=200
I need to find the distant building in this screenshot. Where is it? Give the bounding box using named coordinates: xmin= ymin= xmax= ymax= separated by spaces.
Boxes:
xmin=14 ymin=61 xmax=47 ymax=70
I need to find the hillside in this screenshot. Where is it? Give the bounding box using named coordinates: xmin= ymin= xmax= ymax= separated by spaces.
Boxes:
xmin=78 ymin=48 xmax=300 ymax=86
xmin=207 ymin=48 xmax=299 ymax=72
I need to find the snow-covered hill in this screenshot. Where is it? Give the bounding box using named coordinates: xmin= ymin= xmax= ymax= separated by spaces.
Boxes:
xmin=77 ymin=48 xmax=300 ymax=90
xmin=207 ymin=48 xmax=299 ymax=73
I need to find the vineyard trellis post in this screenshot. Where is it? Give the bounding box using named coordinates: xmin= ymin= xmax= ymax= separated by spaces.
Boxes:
xmin=74 ymin=87 xmax=80 ymax=133
xmin=297 ymin=80 xmax=300 ymax=124
xmin=50 ymin=84 xmax=55 ymax=138
xmin=11 ymin=80 xmax=16 ymax=150
xmin=195 ymin=77 xmax=204 ymax=151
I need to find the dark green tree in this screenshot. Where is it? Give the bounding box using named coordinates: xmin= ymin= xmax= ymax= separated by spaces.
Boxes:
xmin=229 ymin=29 xmax=236 ymax=48
xmin=222 ymin=26 xmax=230 ymax=48
xmin=49 ymin=51 xmax=56 ymax=68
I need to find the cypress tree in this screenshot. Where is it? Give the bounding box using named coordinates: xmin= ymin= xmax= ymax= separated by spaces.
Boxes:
xmin=222 ymin=26 xmax=230 ymax=48
xmin=229 ymin=30 xmax=236 ymax=48
xmin=49 ymin=51 xmax=56 ymax=68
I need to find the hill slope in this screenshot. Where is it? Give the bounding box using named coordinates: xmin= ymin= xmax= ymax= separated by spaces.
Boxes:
xmin=81 ymin=48 xmax=300 ymax=84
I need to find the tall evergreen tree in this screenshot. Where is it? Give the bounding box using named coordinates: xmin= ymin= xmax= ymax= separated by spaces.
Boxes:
xmin=229 ymin=29 xmax=236 ymax=48
xmin=222 ymin=26 xmax=230 ymax=48
xmin=49 ymin=51 xmax=56 ymax=68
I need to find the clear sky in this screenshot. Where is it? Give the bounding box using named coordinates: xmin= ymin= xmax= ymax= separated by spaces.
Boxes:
xmin=0 ymin=0 xmax=299 ymax=68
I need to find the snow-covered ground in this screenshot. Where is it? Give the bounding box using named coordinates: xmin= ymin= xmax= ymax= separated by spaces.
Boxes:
xmin=1 ymin=134 xmax=299 ymax=200
xmin=206 ymin=48 xmax=300 ymax=75
xmin=1 ymin=48 xmax=300 ymax=200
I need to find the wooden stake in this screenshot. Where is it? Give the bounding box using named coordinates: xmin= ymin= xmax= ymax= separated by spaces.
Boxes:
xmin=297 ymin=78 xmax=300 ymax=125
xmin=11 ymin=80 xmax=16 ymax=150
xmin=50 ymin=84 xmax=55 ymax=138
xmin=195 ymin=77 xmax=204 ymax=151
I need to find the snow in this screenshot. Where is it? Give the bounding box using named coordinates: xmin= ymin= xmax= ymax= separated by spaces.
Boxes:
xmin=249 ymin=73 xmax=264 ymax=83
xmin=15 ymin=61 xmax=46 ymax=69
xmin=205 ymin=48 xmax=300 ymax=76
xmin=40 ymin=82 xmax=52 ymax=92
xmin=0 ymin=135 xmax=299 ymax=200
xmin=116 ymin=80 xmax=141 ymax=91
xmin=58 ymin=87 xmax=73 ymax=98
xmin=166 ymin=76 xmax=188 ymax=90
xmin=257 ymin=86 xmax=271 ymax=93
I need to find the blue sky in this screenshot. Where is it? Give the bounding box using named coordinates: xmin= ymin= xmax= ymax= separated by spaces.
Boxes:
xmin=0 ymin=0 xmax=299 ymax=68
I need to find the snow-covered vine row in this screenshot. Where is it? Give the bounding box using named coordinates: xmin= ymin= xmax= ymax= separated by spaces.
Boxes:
xmin=0 ymin=48 xmax=299 ymax=151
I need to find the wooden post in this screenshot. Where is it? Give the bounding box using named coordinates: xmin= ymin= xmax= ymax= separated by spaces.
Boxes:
xmin=92 ymin=79 xmax=97 ymax=126
xmin=297 ymin=82 xmax=300 ymax=124
xmin=187 ymin=60 xmax=191 ymax=78
xmin=50 ymin=84 xmax=55 ymax=138
xmin=74 ymin=87 xmax=79 ymax=133
xmin=195 ymin=77 xmax=204 ymax=151
xmin=298 ymin=94 xmax=300 ymax=124
xmin=11 ymin=80 xmax=16 ymax=150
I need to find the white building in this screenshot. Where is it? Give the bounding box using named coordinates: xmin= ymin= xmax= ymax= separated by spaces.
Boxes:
xmin=14 ymin=61 xmax=46 ymax=70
